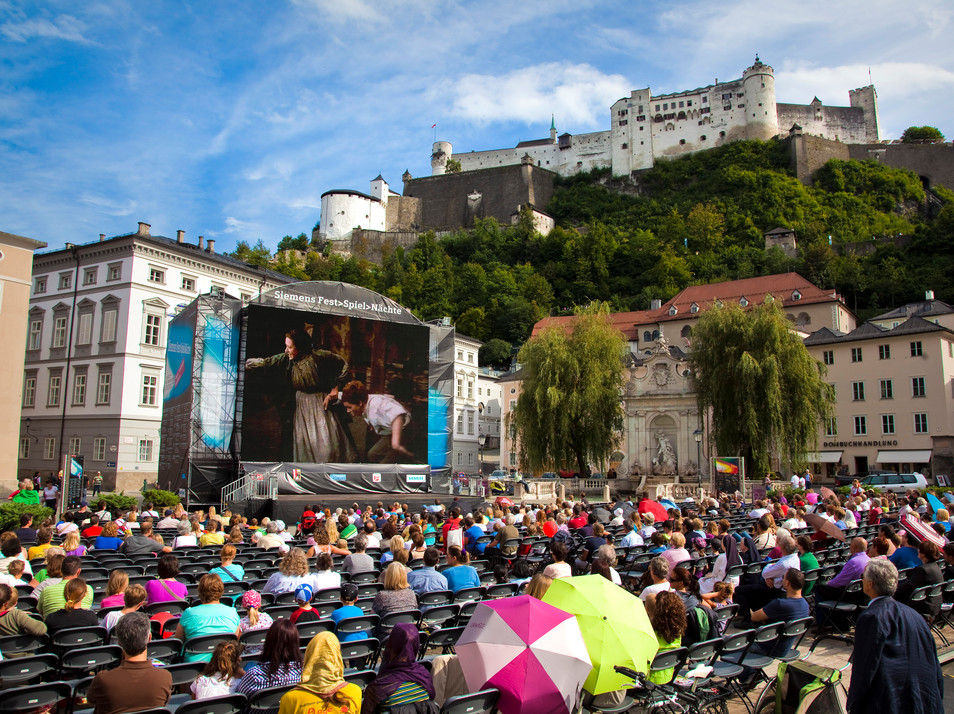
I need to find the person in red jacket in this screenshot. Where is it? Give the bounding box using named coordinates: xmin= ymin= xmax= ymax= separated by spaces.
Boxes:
xmin=441 ymin=507 xmax=462 ymax=552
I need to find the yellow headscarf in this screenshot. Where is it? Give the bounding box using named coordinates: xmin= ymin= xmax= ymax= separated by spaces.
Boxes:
xmin=296 ymin=631 xmax=348 ymax=699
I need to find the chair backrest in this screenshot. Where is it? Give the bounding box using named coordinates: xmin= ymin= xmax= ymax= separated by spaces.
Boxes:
xmin=711 ymin=604 xmax=738 ymax=626
xmin=0 ymin=680 xmax=73 ymax=714
xmin=147 ymin=637 xmax=184 ymax=664
xmin=337 ymin=637 xmax=379 ymax=668
xmin=51 ymin=625 xmax=108 ymax=648
xmin=0 ymin=653 xmax=58 ymax=688
xmin=380 ymin=609 xmax=422 ymax=630
xmin=0 ymin=634 xmax=47 ymax=658
xmin=59 ymin=644 xmax=123 ymax=676
xmin=146 ymin=601 xmax=189 ymax=616
xmin=174 ymin=693 xmax=247 ymax=714
xmin=454 ymin=587 xmax=484 ymax=603
xmin=684 ymin=637 xmax=723 ymax=666
xmin=239 ymin=628 xmax=270 ymax=648
xmin=720 ymin=628 xmax=755 ymax=656
xmin=356 ymin=583 xmax=383 ymax=599
xmin=421 ymin=625 xmax=465 ymax=656
xmin=343 ymin=668 xmax=377 ymax=689
xmin=295 ymin=619 xmax=336 ymax=640
xmin=160 ymin=661 xmax=205 ymax=690
xmin=246 ymin=684 xmax=295 ymax=714
xmin=314 ymin=587 xmax=342 ymax=603
xmin=334 ymin=614 xmax=380 ymax=635
xmin=484 ymin=583 xmax=518 ymax=599
xmin=419 ymin=604 xmax=460 ymax=628
xmin=183 ymin=633 xmax=238 ymax=657
xmin=441 ymin=687 xmax=500 ymax=714
xmin=420 ymin=590 xmax=455 ymax=607
xmin=649 ymin=647 xmax=688 ymax=684
xmin=350 ymin=571 xmax=379 ymax=584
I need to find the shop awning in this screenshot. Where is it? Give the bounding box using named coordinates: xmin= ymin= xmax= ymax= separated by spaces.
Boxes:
xmin=876 ymin=449 xmax=932 ymax=463
xmin=805 ymin=451 xmax=843 ymax=463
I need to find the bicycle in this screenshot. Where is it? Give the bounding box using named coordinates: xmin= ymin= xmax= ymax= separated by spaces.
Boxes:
xmin=579 ymin=665 xmax=730 ymax=714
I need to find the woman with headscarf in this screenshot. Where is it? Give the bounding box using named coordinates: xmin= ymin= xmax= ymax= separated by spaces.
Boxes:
xmin=278 ymin=632 xmax=361 ymax=714
xmin=361 ymin=623 xmax=435 ymax=713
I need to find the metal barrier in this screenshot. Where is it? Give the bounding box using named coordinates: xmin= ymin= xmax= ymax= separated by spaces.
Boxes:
xmin=221 ymin=471 xmax=277 ymax=511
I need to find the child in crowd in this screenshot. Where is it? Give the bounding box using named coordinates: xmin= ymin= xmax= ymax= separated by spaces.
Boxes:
xmin=289 ymin=583 xmax=319 ymax=625
xmin=329 ymin=583 xmax=366 ymax=642
xmin=700 ymin=581 xmax=735 ymax=616
xmin=191 ymin=640 xmax=244 ymax=699
xmin=0 ymin=560 xmax=26 ymax=587
xmin=103 ymin=584 xmax=146 ymax=633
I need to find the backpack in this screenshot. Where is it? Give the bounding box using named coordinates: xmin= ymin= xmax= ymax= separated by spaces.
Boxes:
xmin=683 ymin=606 xmax=716 ymax=647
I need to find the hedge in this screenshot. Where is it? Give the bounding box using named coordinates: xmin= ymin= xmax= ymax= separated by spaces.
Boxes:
xmin=88 ymin=492 xmax=138 ymax=515
xmin=141 ymin=489 xmax=181 ymax=509
xmin=0 ymin=503 xmax=53 ymax=532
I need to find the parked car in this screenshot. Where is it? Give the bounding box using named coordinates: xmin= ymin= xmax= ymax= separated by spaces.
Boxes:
xmin=541 ymin=472 xmax=558 ymax=479
xmin=840 ymin=469 xmax=896 ymax=487
xmin=860 ymin=472 xmax=928 ymax=493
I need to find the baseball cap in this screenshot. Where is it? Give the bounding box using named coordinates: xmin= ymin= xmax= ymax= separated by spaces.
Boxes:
xmin=295 ymin=583 xmax=314 ymax=602
xmin=340 ymin=583 xmax=358 ymax=602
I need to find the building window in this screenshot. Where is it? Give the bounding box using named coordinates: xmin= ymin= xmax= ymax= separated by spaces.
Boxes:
xmin=910 ymin=341 xmax=923 ymax=357
xmin=880 ymin=379 xmax=893 ymax=399
xmin=854 ymin=416 xmax=867 ymax=436
xmin=141 ymin=374 xmax=159 ymax=406
xmin=181 ymin=276 xmax=196 ymax=292
xmin=19 ymin=438 xmax=29 ymax=460
xmin=467 ymin=411 xmax=475 ymax=435
xmin=83 ymin=268 xmax=97 ymax=286
xmin=35 ymin=278 xmax=46 ymax=294
xmin=878 ymin=344 xmax=890 ymax=360
xmin=43 ymin=437 xmax=56 ymax=460
xmin=52 ymin=316 xmax=68 ymax=348
xmin=68 ymin=436 xmax=81 ymax=455
xmin=101 ymin=307 xmax=117 ymax=343
xmin=97 ymin=371 xmax=111 ymax=405
xmin=28 ymin=318 xmax=42 ymax=350
xmin=107 ymin=264 xmax=121 ymax=281
xmin=76 ymin=312 xmax=93 ymax=346
xmin=148 ymin=267 xmax=165 ymax=284
xmin=58 ymin=273 xmax=72 ymax=290
xmin=825 ymin=417 xmax=837 ymax=436
xmin=210 ymin=284 xmax=224 ymax=296
xmin=882 ymin=414 xmax=895 ymax=434
xmin=822 ymin=350 xmax=834 ymax=365
xmin=457 ymin=350 xmax=463 ymax=361
xmin=792 ymin=290 xmax=802 ymax=301
xmin=143 ymin=314 xmax=163 ymax=346
xmin=914 ymin=413 xmax=929 ymax=434
xmin=93 ymin=437 xmax=106 ymax=461
xmin=47 ymin=373 xmax=61 ymax=407
xmin=456 ymin=377 xmax=463 ymax=398
xmin=138 ymin=439 xmax=154 ymax=461
xmin=912 ymin=377 xmax=926 ymax=398
xmin=690 ymin=303 xmax=699 ymax=314
xmin=456 ymin=411 xmax=464 ymax=433
xmin=851 ymin=381 xmax=865 ymax=401
xmin=851 ymin=347 xmax=862 ymax=363
xmin=467 ymin=380 xmax=474 ymax=400
xmin=23 ymin=374 xmax=36 ymax=408
xmin=72 ymin=373 xmax=86 ymax=406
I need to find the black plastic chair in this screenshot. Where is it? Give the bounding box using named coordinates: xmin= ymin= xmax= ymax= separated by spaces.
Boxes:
xmin=420 ymin=626 xmax=465 ymax=659
xmin=453 ymin=587 xmax=484 ymax=604
xmin=440 ymin=688 xmax=500 ymax=714
xmin=0 ymin=680 xmax=73 ymax=714
xmin=182 ymin=633 xmax=237 ymax=660
xmin=238 ymin=628 xmax=270 ymax=650
xmin=418 ymin=604 xmax=460 ymax=630
xmin=161 ymin=661 xmax=205 ymax=694
xmin=245 ymin=684 xmax=294 ymax=714
xmin=295 ymin=619 xmax=335 ymax=640
xmin=333 ymin=614 xmax=379 ymax=640
xmin=809 ymin=578 xmax=865 ymax=651
xmin=419 ymin=590 xmax=454 ymax=607
xmin=342 ymin=668 xmax=377 ymax=689
xmin=0 ymin=634 xmax=47 ymax=658
xmin=174 ymin=693 xmax=247 ymax=714
xmin=147 ymin=638 xmax=184 ymax=665
xmin=337 ymin=637 xmax=379 ymax=670
xmin=0 ymin=653 xmax=58 ymax=689
xmin=59 ymin=644 xmax=122 ymax=678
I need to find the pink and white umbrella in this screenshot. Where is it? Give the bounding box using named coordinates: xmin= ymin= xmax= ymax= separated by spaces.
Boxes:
xmin=456 ymin=594 xmax=592 ymax=714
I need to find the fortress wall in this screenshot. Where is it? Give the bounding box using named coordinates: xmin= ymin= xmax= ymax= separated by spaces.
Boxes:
xmin=848 ymin=143 xmax=954 ymax=190
xmin=385 ymin=195 xmax=422 ymax=232
xmin=777 ymin=104 xmax=868 ymax=144
xmin=788 ymin=134 xmax=851 ymax=184
xmin=404 ymin=164 xmax=556 ymax=230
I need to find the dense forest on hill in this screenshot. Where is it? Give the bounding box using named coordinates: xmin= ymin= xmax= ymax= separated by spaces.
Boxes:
xmin=230 ymin=138 xmax=954 ymax=364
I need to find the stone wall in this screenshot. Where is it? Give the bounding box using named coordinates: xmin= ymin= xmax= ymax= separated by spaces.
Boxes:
xmin=403 ymin=163 xmax=557 ymax=230
xmin=346 ymin=229 xmax=426 ymax=263
xmin=385 ymin=195 xmax=422 ymax=232
xmin=848 ymin=143 xmax=954 ymax=191
xmin=788 ymin=133 xmax=850 ymax=184
xmin=778 ymin=103 xmax=870 ymax=144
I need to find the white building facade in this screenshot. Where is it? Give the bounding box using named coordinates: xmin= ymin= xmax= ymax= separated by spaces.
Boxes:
xmin=18 ymin=222 xmax=289 ymax=492
xmin=477 ymin=369 xmax=502 ymax=474
xmin=451 ymin=334 xmax=481 ymax=474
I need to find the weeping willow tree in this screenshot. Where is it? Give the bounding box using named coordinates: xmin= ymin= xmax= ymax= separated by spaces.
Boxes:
xmin=511 ymin=302 xmax=627 ymax=476
xmin=688 ymin=299 xmax=833 ymax=476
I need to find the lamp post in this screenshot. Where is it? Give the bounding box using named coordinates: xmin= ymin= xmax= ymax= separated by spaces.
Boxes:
xmin=693 ymin=428 xmax=703 ymax=489
xmin=478 ymin=433 xmax=486 ymax=477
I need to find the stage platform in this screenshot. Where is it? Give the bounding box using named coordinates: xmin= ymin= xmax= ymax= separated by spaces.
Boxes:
xmin=229 ymin=493 xmax=490 ymax=525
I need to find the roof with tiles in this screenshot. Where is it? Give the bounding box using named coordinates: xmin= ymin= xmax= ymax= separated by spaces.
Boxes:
xmin=870 ymin=299 xmax=954 ymax=322
xmin=803 ymin=315 xmax=951 ymax=346
xmin=533 ymin=273 xmax=847 ymax=340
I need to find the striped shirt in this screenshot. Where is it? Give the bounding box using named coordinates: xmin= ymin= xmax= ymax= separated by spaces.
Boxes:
xmin=236 ymin=662 xmax=303 ymax=696
xmin=384 ymin=682 xmax=430 ymax=706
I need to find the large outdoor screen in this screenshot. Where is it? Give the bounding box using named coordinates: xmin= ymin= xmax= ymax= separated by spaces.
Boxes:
xmin=241 ymin=304 xmax=430 ymax=466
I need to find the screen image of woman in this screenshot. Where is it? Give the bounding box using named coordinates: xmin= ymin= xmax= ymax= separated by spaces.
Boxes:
xmin=246 ymin=328 xmax=355 ymax=463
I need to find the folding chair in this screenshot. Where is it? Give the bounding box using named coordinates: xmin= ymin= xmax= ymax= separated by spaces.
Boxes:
xmin=0 ymin=634 xmax=47 ymax=658
xmin=50 ymin=625 xmax=108 ymax=657
xmin=147 ymin=638 xmax=184 ymax=665
xmin=809 ymin=578 xmax=865 ymax=651
xmin=419 ymin=625 xmax=465 ymax=659
xmin=419 ymin=590 xmax=454 ymax=608
xmin=440 ymin=688 xmax=500 ymax=714
xmin=59 ymin=644 xmax=123 ymax=678
xmin=245 ymin=684 xmax=294 ymax=714
xmin=453 ymin=587 xmax=484 ymax=604
xmin=343 ymin=669 xmax=377 ymax=689
xmin=337 ymin=637 xmax=379 ymax=670
xmin=483 ymin=583 xmax=518 ymax=599
xmin=182 ymin=633 xmax=238 ymax=661
xmin=378 ymin=609 xmax=422 ymax=638
xmin=174 ymin=693 xmax=247 ymax=714
xmin=0 ymin=653 xmax=58 ymax=689
xmin=909 ymin=582 xmax=948 ymax=646
xmin=0 ymin=680 xmax=73 ymax=714
xmin=333 ymin=614 xmax=379 ymax=642
xmin=418 ymin=604 xmax=460 ymax=630
xmin=161 ymin=661 xmax=205 ymax=695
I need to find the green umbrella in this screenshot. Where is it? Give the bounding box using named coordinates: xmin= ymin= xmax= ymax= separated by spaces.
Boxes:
xmin=542 ymin=575 xmax=659 ymax=695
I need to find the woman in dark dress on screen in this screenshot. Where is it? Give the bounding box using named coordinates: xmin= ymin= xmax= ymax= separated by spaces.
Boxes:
xmin=246 ymin=328 xmax=355 ymax=463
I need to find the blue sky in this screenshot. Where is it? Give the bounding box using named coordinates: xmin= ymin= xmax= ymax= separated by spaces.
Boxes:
xmin=2 ymin=0 xmax=952 ymax=253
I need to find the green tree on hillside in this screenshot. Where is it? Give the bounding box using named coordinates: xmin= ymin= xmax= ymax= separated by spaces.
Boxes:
xmin=229 ymin=239 xmax=272 ymax=268
xmin=511 ymin=303 xmax=626 ymax=476
xmin=900 ymin=126 xmax=945 ymax=144
xmin=689 ymin=300 xmax=833 ymax=476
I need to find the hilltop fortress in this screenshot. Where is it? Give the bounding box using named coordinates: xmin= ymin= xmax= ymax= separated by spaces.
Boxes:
xmin=432 ymin=57 xmax=880 ymax=178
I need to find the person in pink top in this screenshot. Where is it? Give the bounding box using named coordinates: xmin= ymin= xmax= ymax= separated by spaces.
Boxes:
xmin=145 ymin=554 xmax=188 ymax=605
xmin=660 ymin=532 xmax=692 ymax=575
xmin=99 ymin=570 xmax=130 ymax=609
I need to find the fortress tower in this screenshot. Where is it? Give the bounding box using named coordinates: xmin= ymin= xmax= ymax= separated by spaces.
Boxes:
xmin=431 ymin=141 xmax=453 ymax=175
xmin=849 ymin=85 xmax=880 ymax=143
xmin=742 ymin=56 xmax=778 ymax=140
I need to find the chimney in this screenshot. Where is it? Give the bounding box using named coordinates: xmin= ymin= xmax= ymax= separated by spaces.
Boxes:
xmin=176 ymin=230 xmax=185 ymax=244
xmin=197 ymin=235 xmax=204 ymax=250
xmin=137 ymin=222 xmax=151 ymax=236
xmin=926 ymin=290 xmax=935 ymax=300
xmin=99 ymin=233 xmax=105 ymax=242
xmin=206 ymin=239 xmax=215 ymax=254
xmin=650 ymin=298 xmax=662 ymax=310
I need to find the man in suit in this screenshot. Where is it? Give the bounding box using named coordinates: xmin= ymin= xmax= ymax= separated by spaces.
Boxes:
xmin=847 ymin=559 xmax=944 ymax=714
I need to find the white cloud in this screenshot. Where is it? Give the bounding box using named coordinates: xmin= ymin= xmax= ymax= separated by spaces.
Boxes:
xmin=451 ymin=63 xmax=630 ymax=127
xmin=777 ymin=62 xmax=954 ymax=105
xmin=79 ymin=193 xmax=136 ymax=216
xmin=1 ymin=14 xmax=92 ymax=43
xmin=291 ymin=0 xmax=383 ymax=24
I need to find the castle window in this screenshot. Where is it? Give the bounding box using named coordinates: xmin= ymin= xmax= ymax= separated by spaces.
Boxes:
xmin=668 ymin=306 xmax=678 ymax=316
xmin=702 ymin=96 xmax=707 ymax=103
xmin=644 ymin=331 xmax=652 ymax=343
xmin=724 ymin=105 xmax=731 ymax=111
xmin=701 ymin=135 xmax=706 ymax=141
xmin=722 ymin=93 xmax=732 ymax=101
xmin=792 ymin=290 xmax=802 ymax=301
xmin=619 ymin=120 xmax=627 ymax=126
xmin=690 ymin=303 xmax=699 ymax=314
xmin=655 ymin=104 xmax=660 ymax=111
xmin=679 ymin=139 xmax=686 ymax=145
xmin=638 ymin=105 xmax=643 ymax=113
xmin=687 ymin=100 xmax=692 ymax=106
xmin=720 ymin=131 xmax=726 ymax=137
xmin=621 ymin=143 xmax=628 ymax=149
xmin=663 ymin=103 xmax=668 ymax=110
xmin=678 ymin=101 xmax=684 ymax=108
